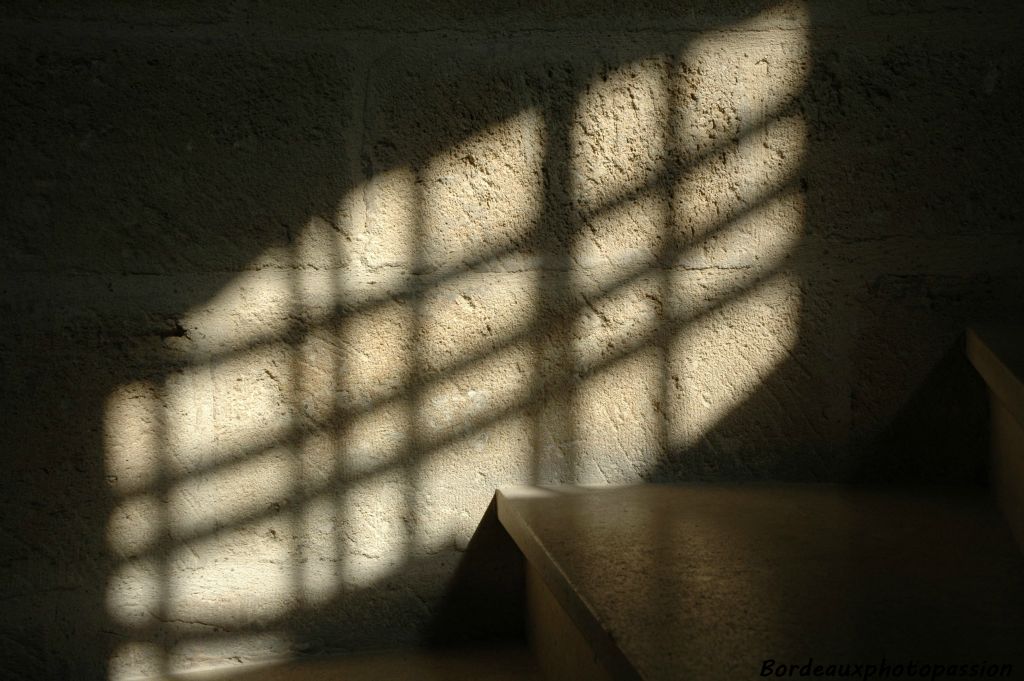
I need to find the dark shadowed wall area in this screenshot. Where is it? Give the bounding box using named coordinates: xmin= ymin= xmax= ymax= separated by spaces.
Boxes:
xmin=2 ymin=1 xmax=1022 ymax=678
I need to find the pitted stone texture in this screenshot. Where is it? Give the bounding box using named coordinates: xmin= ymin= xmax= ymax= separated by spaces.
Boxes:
xmin=0 ymin=37 xmax=357 ymax=275
xmin=4 ymin=1 xmax=1024 ymax=678
xmin=0 ymin=0 xmax=817 ymax=33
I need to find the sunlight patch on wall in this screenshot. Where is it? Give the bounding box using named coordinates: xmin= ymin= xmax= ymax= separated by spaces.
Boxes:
xmin=667 ymin=268 xmax=804 ymax=459
xmin=573 ymin=267 xmax=665 ymax=361
xmin=100 ymin=8 xmax=815 ymax=673
xmin=417 ymin=268 xmax=536 ymax=371
xmin=418 ymin=342 xmax=534 ymax=450
xmin=672 ymin=173 xmax=807 ymax=277
xmin=106 ymin=494 xmax=161 ymax=557
xmin=570 ymin=260 xmax=666 ymax=481
xmin=169 ymin=633 xmax=294 ymax=674
xmin=421 ymin=108 xmax=544 ymax=273
xmin=354 ymin=165 xmax=418 ymax=276
xmin=569 ymin=3 xmax=810 ymax=477
xmin=415 ymin=412 xmax=535 ymax=553
xmin=297 ymin=490 xmax=343 ymax=605
xmin=663 ymin=7 xmax=815 ymax=464
xmin=104 ymin=380 xmax=162 ymax=498
xmin=166 ymin=525 xmax=297 ymax=623
xmin=106 ymin=558 xmax=161 ymax=629
xmin=166 ymin=445 xmax=294 ymax=551
xmin=182 ymin=271 xmax=295 ymax=356
xmin=338 ymin=470 xmax=411 ymax=587
xmin=674 ymin=25 xmax=809 ymax=242
xmin=107 ymin=642 xmax=164 ymax=681
xmin=341 ymin=400 xmax=412 ymax=478
xmin=578 ymin=195 xmax=673 ymax=269
xmin=108 ymin=632 xmax=294 ymax=681
xmin=333 ymin=295 xmax=415 ymax=407
xmin=672 ymin=115 xmax=806 ymax=268
xmin=293 ymin=214 xmax=351 ymax=273
xmin=164 ymin=344 xmax=289 ymax=475
xmin=573 ymin=58 xmax=670 ymax=270
xmin=573 ymin=59 xmax=669 ymax=205
xmin=664 ymin=3 xmax=810 ymax=462
xmin=574 ymin=347 xmax=665 ymax=483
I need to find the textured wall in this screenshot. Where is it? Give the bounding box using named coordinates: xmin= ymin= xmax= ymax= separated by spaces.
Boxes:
xmin=2 ymin=1 xmax=1023 ymax=678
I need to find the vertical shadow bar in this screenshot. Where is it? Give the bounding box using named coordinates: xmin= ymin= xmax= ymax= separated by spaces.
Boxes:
xmin=533 ymin=67 xmax=580 ymax=485
xmin=406 ymin=165 xmax=426 ymax=567
xmin=286 ymin=228 xmax=308 ymax=627
xmin=154 ymin=377 xmax=171 ymax=676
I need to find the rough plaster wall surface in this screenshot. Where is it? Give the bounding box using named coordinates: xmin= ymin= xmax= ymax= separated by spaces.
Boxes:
xmin=2 ymin=1 xmax=1024 ymax=678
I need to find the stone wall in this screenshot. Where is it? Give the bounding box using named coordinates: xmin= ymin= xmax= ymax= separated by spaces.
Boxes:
xmin=2 ymin=1 xmax=1023 ymax=678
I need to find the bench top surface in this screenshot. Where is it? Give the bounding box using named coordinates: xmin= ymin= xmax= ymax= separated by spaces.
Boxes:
xmin=499 ymin=484 xmax=1024 ymax=680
